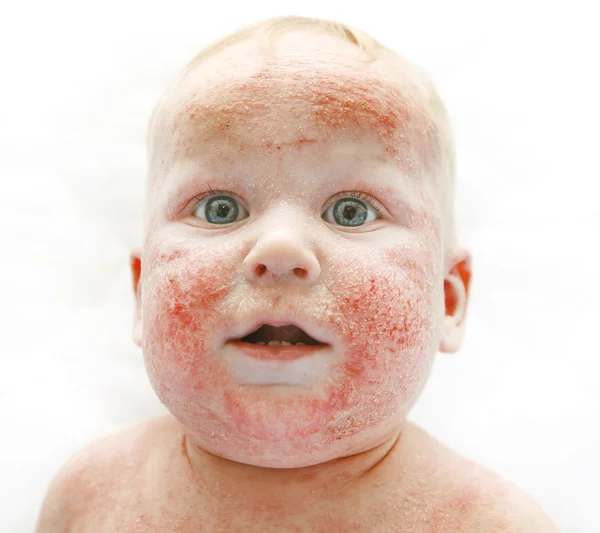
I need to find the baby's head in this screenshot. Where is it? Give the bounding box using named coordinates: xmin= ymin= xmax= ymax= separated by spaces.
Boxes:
xmin=130 ymin=16 xmax=472 ymax=469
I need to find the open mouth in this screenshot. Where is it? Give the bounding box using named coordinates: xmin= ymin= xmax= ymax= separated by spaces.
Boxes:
xmin=239 ymin=324 xmax=324 ymax=347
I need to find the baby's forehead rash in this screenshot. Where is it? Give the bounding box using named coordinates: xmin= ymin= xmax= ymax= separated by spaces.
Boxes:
xmin=163 ymin=66 xmax=442 ymax=175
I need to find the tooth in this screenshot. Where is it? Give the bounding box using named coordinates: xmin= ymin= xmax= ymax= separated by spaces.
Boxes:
xmin=267 ymin=340 xmax=281 ymax=346
xmin=296 ymin=342 xmax=305 ymax=346
xmin=280 ymin=341 xmax=292 ymax=346
xmin=255 ymin=341 xmax=266 ymax=345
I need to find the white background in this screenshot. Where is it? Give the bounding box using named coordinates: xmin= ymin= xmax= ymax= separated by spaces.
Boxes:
xmin=1 ymin=1 xmax=598 ymax=531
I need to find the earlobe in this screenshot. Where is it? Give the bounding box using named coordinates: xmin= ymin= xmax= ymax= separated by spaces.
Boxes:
xmin=439 ymin=249 xmax=472 ymax=354
xmin=130 ymin=248 xmax=143 ymax=347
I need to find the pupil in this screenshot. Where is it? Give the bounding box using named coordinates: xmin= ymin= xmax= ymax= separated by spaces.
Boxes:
xmin=216 ymin=204 xmax=229 ymax=218
xmin=343 ymin=205 xmax=356 ymax=220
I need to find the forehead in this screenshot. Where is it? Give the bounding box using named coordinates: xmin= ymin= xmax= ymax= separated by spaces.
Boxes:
xmin=151 ymin=36 xmax=441 ymax=177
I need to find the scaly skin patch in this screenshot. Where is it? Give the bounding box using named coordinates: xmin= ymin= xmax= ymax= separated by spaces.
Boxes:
xmin=140 ymin=220 xmax=442 ymax=468
xmin=156 ymin=65 xmax=442 ymax=183
xmin=140 ymin=51 xmax=446 ymax=470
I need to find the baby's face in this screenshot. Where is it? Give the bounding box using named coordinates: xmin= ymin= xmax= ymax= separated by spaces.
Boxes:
xmin=135 ymin=33 xmax=447 ymax=468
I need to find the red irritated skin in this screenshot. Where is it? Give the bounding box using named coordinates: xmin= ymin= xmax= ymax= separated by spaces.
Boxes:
xmin=135 ymin=33 xmax=449 ymax=471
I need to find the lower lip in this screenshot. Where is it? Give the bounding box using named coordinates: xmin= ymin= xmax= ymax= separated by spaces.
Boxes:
xmin=224 ymin=341 xmax=333 ymax=386
xmin=227 ymin=341 xmax=327 ymax=361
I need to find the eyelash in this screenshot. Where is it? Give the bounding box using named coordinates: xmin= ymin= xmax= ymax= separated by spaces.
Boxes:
xmin=329 ymin=188 xmax=385 ymax=217
xmin=189 ymin=186 xmax=385 ymax=217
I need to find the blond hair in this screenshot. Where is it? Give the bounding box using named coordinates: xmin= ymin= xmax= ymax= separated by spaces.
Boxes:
xmin=187 ymin=16 xmax=381 ymax=69
xmin=147 ymin=15 xmax=456 ymax=245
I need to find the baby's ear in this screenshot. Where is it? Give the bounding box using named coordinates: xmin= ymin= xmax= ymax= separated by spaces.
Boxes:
xmin=129 ymin=248 xmax=143 ymax=347
xmin=439 ymin=248 xmax=472 ymax=353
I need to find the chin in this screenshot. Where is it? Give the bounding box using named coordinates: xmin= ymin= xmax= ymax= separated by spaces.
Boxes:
xmin=181 ymin=411 xmax=407 ymax=469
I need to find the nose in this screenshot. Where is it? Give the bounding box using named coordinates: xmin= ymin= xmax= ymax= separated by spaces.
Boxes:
xmin=243 ymin=232 xmax=321 ymax=284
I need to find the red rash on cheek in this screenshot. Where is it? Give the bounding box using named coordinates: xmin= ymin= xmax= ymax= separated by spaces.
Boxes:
xmin=315 ymin=245 xmax=438 ymax=443
xmin=139 ymin=231 xmax=439 ymax=461
xmin=337 ymin=248 xmax=436 ymax=350
xmin=142 ymin=246 xmax=233 ymax=373
xmin=337 ymin=273 xmax=425 ymax=355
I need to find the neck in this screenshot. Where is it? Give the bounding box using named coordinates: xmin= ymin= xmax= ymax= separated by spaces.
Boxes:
xmin=183 ymin=426 xmax=405 ymax=512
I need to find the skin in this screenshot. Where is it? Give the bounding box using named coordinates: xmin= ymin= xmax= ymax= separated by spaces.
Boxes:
xmin=35 ymin=29 xmax=561 ymax=533
xmin=129 ymin=30 xmax=473 ymax=519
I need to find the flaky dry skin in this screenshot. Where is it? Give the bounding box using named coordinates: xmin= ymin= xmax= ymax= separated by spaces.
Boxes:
xmin=36 ymin=25 xmax=558 ymax=533
xmin=138 ymin=30 xmax=450 ymax=472
xmin=36 ymin=416 xmax=558 ymax=532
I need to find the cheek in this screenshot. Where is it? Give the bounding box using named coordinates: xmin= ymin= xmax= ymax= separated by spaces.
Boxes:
xmin=138 ymin=233 xmax=442 ymax=450
xmin=322 ymin=241 xmax=442 ymax=433
xmin=140 ymin=244 xmax=236 ymax=398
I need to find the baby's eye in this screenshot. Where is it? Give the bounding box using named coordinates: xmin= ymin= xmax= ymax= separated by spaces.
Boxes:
xmin=194 ymin=195 xmax=249 ymax=225
xmin=322 ymin=197 xmax=379 ymax=227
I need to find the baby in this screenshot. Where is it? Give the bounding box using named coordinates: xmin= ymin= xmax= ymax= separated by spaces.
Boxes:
xmin=36 ymin=16 xmax=560 ymax=533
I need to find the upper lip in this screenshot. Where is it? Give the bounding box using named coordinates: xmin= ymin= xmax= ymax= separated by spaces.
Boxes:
xmin=225 ymin=312 xmax=335 ymax=346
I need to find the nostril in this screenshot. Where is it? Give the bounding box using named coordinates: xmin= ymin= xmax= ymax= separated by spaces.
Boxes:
xmin=293 ymin=268 xmax=308 ymax=279
xmin=254 ymin=264 xmax=267 ymax=277
xmin=254 ymin=264 xmax=307 ymax=278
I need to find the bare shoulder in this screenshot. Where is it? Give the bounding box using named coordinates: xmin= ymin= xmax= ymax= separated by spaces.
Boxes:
xmin=35 ymin=414 xmax=177 ymax=532
xmin=396 ymin=422 xmax=561 ymax=533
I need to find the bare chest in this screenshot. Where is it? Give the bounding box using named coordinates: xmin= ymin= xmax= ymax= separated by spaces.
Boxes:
xmin=75 ymin=483 xmax=470 ymax=533
xmin=69 ymin=420 xmax=480 ymax=533
xmin=79 ymin=509 xmax=429 ymax=533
